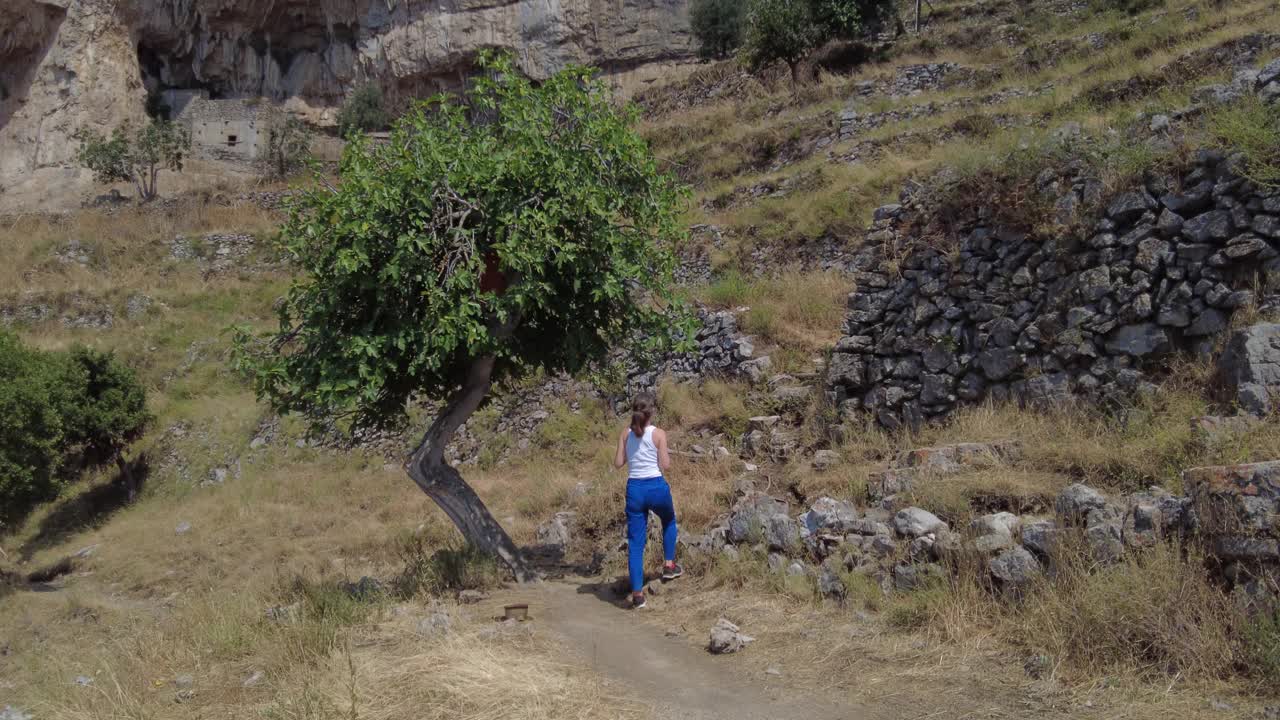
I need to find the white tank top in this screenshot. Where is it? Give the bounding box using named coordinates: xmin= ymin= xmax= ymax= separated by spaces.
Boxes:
xmin=625 ymin=426 xmax=662 ymax=479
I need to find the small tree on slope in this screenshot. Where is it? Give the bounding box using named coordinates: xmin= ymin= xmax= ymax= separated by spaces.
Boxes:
xmin=75 ymin=119 xmax=191 ymax=201
xmin=233 ymin=52 xmax=692 ymax=581
xmin=743 ymin=0 xmax=896 ymax=84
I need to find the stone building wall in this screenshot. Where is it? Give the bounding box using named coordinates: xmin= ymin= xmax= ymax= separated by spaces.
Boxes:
xmin=168 ymin=90 xmax=266 ymax=163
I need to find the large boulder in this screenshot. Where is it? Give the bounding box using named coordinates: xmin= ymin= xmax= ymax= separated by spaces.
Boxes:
xmin=1183 ymin=461 xmax=1280 ymax=565
xmin=989 ymin=545 xmax=1042 ymax=589
xmin=1104 ymin=323 xmax=1171 ymax=357
xmin=799 ymin=497 xmax=860 ymax=535
xmin=1020 ymin=519 xmax=1059 ymax=559
xmin=971 ymin=512 xmax=1021 ymax=537
xmin=1217 ymin=324 xmax=1280 ymax=416
xmin=727 ymin=494 xmax=801 ymax=551
xmin=1055 ymin=483 xmax=1106 ymax=520
xmin=893 ymin=507 xmax=948 ymax=538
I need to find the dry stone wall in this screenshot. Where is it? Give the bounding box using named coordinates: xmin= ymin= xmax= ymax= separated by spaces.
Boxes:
xmin=828 ymin=145 xmax=1280 ymax=431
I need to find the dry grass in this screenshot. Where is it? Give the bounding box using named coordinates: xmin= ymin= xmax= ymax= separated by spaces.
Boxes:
xmin=0 ymin=202 xmax=282 ymax=295
xmin=1014 ymin=543 xmax=1247 ymax=683
xmin=698 ymin=270 xmax=850 ymax=354
xmin=283 ymin=611 xmax=645 ymax=720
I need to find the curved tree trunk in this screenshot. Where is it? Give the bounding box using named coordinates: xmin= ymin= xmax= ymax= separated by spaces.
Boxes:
xmin=403 ymin=352 xmax=538 ymax=583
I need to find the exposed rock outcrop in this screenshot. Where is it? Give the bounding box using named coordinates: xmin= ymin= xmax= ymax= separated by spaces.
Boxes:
xmin=1 ymin=0 xmax=694 ymax=210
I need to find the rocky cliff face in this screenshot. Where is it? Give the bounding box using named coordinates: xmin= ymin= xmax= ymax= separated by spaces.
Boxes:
xmin=0 ymin=0 xmax=693 ymax=210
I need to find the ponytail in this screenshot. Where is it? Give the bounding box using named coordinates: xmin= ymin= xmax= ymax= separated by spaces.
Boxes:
xmin=630 ymin=393 xmax=655 ymax=437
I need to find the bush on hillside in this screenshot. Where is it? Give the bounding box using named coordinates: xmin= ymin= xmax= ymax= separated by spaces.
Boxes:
xmin=1210 ymin=96 xmax=1280 ymax=188
xmin=337 ymin=83 xmax=390 ymax=137
xmin=0 ymin=333 xmax=73 ymax=523
xmin=691 ymin=0 xmax=745 ymax=59
xmin=0 ymin=333 xmax=150 ymax=525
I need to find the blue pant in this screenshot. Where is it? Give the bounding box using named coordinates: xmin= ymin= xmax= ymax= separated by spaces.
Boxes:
xmin=626 ymin=476 xmax=678 ymax=593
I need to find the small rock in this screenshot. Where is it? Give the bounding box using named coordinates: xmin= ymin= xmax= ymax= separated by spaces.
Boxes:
xmin=708 ymin=618 xmax=754 ymax=654
xmin=264 ymin=597 xmax=302 ymax=620
xmin=765 ymin=666 xmax=783 ymax=676
xmin=457 ymin=589 xmax=488 ymax=605
xmin=242 ymin=670 xmax=265 ymax=688
xmin=75 ymin=675 xmax=94 ymax=686
xmin=417 ymin=612 xmax=452 ymax=636
xmin=175 ymin=521 xmax=192 ymax=535
xmin=174 ymin=674 xmax=194 ymax=690
xmin=0 ymin=708 xmax=31 ymax=720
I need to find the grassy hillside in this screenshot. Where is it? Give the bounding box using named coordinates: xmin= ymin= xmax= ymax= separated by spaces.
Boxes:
xmin=2 ymin=0 xmax=1280 ymax=717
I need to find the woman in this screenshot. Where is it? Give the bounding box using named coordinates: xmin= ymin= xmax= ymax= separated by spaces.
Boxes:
xmin=613 ymin=393 xmax=683 ymax=609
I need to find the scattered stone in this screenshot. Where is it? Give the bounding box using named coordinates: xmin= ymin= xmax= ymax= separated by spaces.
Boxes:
xmin=417 ymin=612 xmax=452 ymax=636
xmin=708 ymin=618 xmax=754 ymax=654
xmin=765 ymin=665 xmax=783 ymax=677
xmin=242 ymin=670 xmax=265 ymax=688
xmin=811 ymin=449 xmax=842 ymax=472
xmin=0 ymin=708 xmax=31 ymax=720
xmin=536 ymin=511 xmax=578 ymax=550
xmin=175 ymin=521 xmax=192 ymax=535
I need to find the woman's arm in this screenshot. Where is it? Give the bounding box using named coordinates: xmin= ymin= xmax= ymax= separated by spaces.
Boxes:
xmin=654 ymin=428 xmax=672 ymax=472
xmin=613 ymin=429 xmax=628 ymax=469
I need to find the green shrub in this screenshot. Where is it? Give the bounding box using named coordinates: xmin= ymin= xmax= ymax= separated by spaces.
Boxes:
xmin=337 ymin=84 xmax=390 ymax=137
xmin=0 ymin=332 xmax=72 ymax=522
xmin=0 ymin=332 xmax=150 ymax=525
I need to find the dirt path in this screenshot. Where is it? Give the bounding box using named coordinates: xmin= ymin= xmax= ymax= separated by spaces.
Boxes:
xmin=525 ymin=578 xmax=884 ymax=720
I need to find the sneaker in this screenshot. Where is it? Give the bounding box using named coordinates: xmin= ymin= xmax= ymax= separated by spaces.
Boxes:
xmin=661 ymin=562 xmax=684 ymax=581
xmin=631 ymin=593 xmax=648 ymax=610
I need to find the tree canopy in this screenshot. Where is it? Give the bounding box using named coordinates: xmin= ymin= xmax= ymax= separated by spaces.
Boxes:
xmin=240 ymin=52 xmax=691 ymax=428
xmin=337 ymin=83 xmax=390 ymax=137
xmin=75 ymin=119 xmax=191 ymax=201
xmin=743 ymin=0 xmax=895 ymax=81
xmin=0 ymin=333 xmax=150 ymax=525
xmin=691 ymin=0 xmax=745 ymax=59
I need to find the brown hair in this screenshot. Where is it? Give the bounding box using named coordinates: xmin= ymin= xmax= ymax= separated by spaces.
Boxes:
xmin=630 ymin=393 xmax=656 ymax=437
